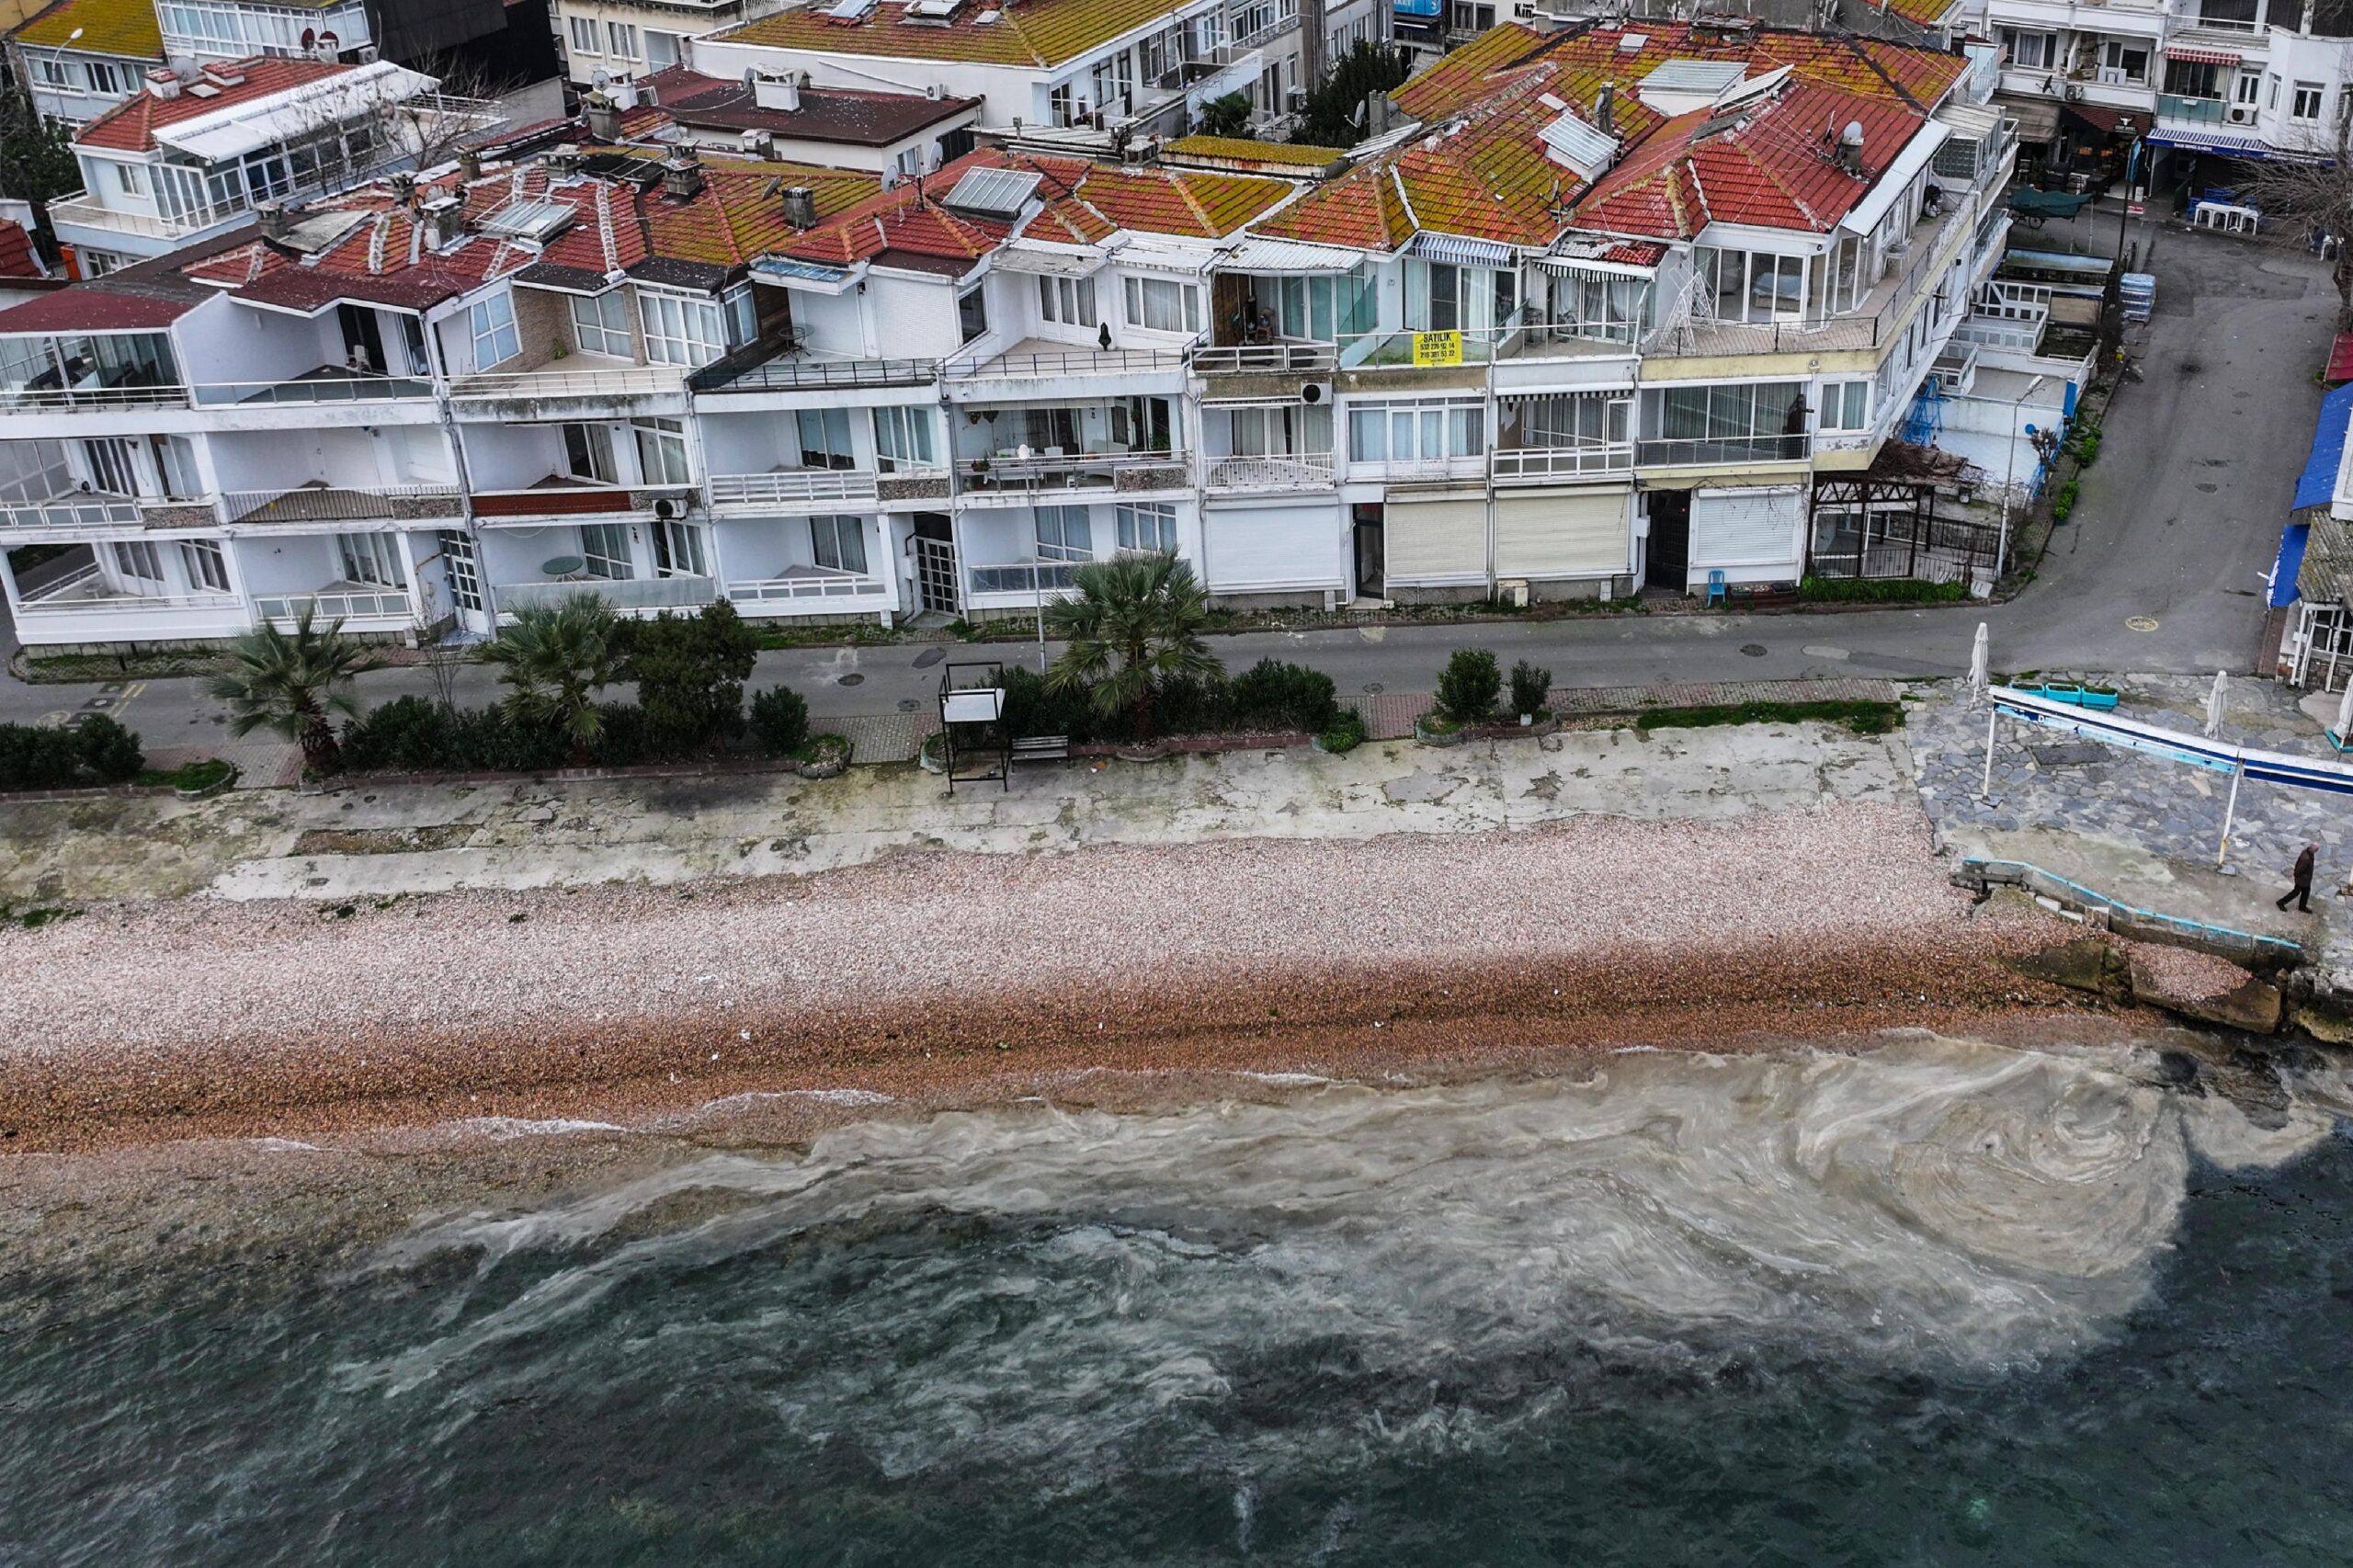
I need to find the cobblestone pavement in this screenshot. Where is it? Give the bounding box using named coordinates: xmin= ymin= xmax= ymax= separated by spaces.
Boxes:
xmin=1910 ymin=673 xmax=2352 ymax=960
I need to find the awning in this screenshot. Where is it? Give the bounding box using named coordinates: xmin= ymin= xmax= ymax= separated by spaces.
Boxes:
xmin=2062 ymin=103 xmax=2143 ymax=138
xmin=748 ymin=256 xmax=862 ymax=294
xmin=2165 ymin=46 xmax=2243 ymax=66
xmin=1407 ymin=232 xmax=1517 ymax=268
xmin=1997 ymin=97 xmax=2062 ymax=142
xmin=1836 ymin=121 xmax=1951 ymax=237
xmin=1220 ymin=236 xmax=1365 ymax=275
xmin=2293 ymin=381 xmax=2353 ymax=511
xmin=2143 ymin=128 xmax=2275 ymax=158
xmin=2328 ymin=332 xmax=2353 ymax=384
xmin=154 ymin=62 xmax=436 ymax=163
xmin=2271 ymin=522 xmax=2309 ymax=608
xmin=991 ymin=244 xmax=1105 ymax=278
xmin=1535 ymin=253 xmax=1653 ymax=280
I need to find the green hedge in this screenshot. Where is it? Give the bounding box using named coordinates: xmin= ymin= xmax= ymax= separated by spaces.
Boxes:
xmin=1798 ymin=576 xmax=1971 ymax=605
xmin=995 ymin=658 xmax=1338 ymax=744
xmin=343 ymin=683 xmax=824 ymax=776
xmin=1634 ymin=699 xmax=1903 ymax=736
xmin=0 ymin=715 xmax=143 ymax=790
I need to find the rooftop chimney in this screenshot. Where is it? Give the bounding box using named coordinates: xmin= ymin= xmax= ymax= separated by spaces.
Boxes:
xmin=145 ymin=67 xmax=181 ymax=99
xmin=1595 ymin=81 xmax=1616 ymax=137
xmin=781 ymin=185 xmax=817 ymax=229
xmin=545 ymin=142 xmax=583 ymax=178
xmin=419 ymin=193 xmax=465 ymax=249
xmin=663 ymin=148 xmax=704 ymax=203
xmin=1836 ymin=119 xmax=1864 ymax=174
xmin=457 ymin=145 xmax=482 ymax=183
xmin=753 ymin=70 xmax=803 ymax=114
xmin=583 ymin=92 xmax=622 ymax=143
xmin=255 ymin=199 xmax=291 ymax=243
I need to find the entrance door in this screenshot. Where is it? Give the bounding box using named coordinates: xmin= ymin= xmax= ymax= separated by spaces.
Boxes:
xmin=1352 ymin=504 xmax=1384 ymax=599
xmin=1644 ymin=490 xmax=1691 ymax=591
xmin=338 ymin=302 xmax=386 ymax=372
xmin=913 ymin=512 xmax=959 ymax=614
xmin=438 ymin=528 xmax=490 ymax=635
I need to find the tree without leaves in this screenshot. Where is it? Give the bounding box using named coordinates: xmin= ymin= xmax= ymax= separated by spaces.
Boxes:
xmin=1044 ymin=552 xmax=1223 ymax=738
xmin=483 ymin=595 xmax=623 ymax=765
xmin=208 ymin=607 xmax=377 ymax=774
xmin=2234 ymin=121 xmax=2353 ymax=326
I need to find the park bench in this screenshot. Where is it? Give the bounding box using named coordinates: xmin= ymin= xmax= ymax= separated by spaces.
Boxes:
xmin=1012 ymin=733 xmax=1070 ymax=765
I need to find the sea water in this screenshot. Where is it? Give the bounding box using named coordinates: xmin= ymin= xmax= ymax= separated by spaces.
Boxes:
xmin=6 ymin=1034 xmax=2353 ymax=1565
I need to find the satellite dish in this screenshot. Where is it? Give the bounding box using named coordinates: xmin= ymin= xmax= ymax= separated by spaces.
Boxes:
xmin=592 ymin=68 xmax=613 ymax=89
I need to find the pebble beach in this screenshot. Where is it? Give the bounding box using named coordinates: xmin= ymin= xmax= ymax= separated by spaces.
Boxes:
xmin=0 ymin=797 xmax=2097 ymax=1152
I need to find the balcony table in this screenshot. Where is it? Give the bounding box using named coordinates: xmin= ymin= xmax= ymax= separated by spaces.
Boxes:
xmin=540 ymin=554 xmax=587 ymax=580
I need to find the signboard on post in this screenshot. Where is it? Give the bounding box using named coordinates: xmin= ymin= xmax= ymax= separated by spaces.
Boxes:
xmin=1411 ymin=330 xmax=1462 ymax=368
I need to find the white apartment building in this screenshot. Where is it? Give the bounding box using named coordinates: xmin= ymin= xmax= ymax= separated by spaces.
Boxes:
xmin=0 ymin=22 xmax=2089 ymax=654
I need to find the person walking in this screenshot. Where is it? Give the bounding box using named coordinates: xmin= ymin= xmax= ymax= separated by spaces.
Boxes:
xmin=2278 ymin=842 xmax=2320 ymax=913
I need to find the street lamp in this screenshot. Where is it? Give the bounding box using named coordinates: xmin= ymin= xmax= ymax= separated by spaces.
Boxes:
xmin=1994 ymin=374 xmax=2049 ymax=585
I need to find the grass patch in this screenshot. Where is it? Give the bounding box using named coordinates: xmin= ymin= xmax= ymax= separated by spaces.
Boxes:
xmin=1799 ymin=576 xmax=1970 ymax=605
xmin=136 ymin=757 xmax=233 ymax=791
xmin=1317 ymin=710 xmax=1367 ymax=754
xmin=1634 ymin=699 xmax=1903 ymax=736
xmin=0 ymin=903 xmax=79 ymax=930
xmin=25 ymin=650 xmax=230 ymax=683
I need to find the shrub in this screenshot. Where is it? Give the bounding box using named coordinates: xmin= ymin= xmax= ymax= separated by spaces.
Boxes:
xmin=1229 ymin=658 xmax=1339 ymax=733
xmin=1318 ymin=708 xmax=1367 ymax=754
xmin=1508 ymin=659 xmax=1552 ymax=718
xmin=1437 ymin=648 xmax=1501 ymax=722
xmin=0 ymin=723 xmax=85 ymax=790
xmin=2052 ymin=477 xmax=2081 ymax=522
xmin=72 ymin=715 xmax=143 ymax=782
xmin=748 ymin=685 xmax=812 ymax=756
xmin=620 ymin=599 xmax=760 ymax=756
xmin=998 ymin=665 xmax=1099 ymax=743
xmin=1798 ymin=576 xmax=1971 ymax=605
xmin=340 ymin=695 xmax=454 ymax=773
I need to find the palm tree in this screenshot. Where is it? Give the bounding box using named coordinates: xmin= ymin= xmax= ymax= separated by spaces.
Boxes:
xmin=1044 ymin=552 xmax=1222 ymax=737
xmin=483 ymin=595 xmax=621 ymax=764
xmin=207 ymin=606 xmax=375 ymax=775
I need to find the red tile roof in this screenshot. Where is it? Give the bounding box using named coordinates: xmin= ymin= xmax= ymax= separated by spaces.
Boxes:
xmin=75 ymin=57 xmax=351 ymax=153
xmin=0 ymin=219 xmax=44 ymax=279
xmin=633 ymin=66 xmax=979 ymax=147
xmin=0 ymin=285 xmax=197 ymax=331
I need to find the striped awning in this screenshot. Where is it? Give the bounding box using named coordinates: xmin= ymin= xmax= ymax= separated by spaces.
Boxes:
xmin=2165 ymin=46 xmax=2243 ymax=65
xmin=1407 ymin=232 xmax=1517 ymax=268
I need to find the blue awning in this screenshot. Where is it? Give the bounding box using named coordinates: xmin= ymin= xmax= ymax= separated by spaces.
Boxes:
xmin=2270 ymin=522 xmax=2309 ymax=608
xmin=2143 ymin=129 xmax=2273 ymax=159
xmin=2293 ymin=381 xmax=2353 ymax=510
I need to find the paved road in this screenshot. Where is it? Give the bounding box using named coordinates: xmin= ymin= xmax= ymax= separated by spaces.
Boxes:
xmin=1 ymin=216 xmax=2325 ymax=742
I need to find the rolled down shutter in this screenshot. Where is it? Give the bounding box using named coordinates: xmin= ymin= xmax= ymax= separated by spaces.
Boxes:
xmin=1494 ymin=487 xmax=1631 ymax=579
xmin=1383 ymin=494 xmax=1487 ymax=585
xmin=1689 ymin=488 xmax=1804 ymax=571
xmin=1203 ymin=502 xmax=1343 ymax=592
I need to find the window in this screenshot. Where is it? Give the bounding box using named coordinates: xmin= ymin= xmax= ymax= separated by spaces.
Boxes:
xmin=1500 ymin=392 xmax=1628 ymax=451
xmin=35 ymin=58 xmax=71 ymax=89
xmin=1546 ymin=267 xmax=1649 ymax=343
xmin=570 ymin=291 xmax=632 ymax=357
xmin=633 ymin=417 xmax=690 ymax=485
xmin=1049 ymin=82 xmax=1076 ymax=128
xmin=2098 ymin=40 xmax=2149 ymax=85
xmin=1115 ymin=502 xmax=1176 ymax=553
xmin=638 ymin=290 xmax=725 ymax=366
xmin=563 ymin=422 xmax=616 ymax=484
xmin=606 ymin=20 xmax=638 ymax=57
xmin=180 ymin=539 xmax=230 ymax=594
xmin=1121 ymin=275 xmax=1200 ymax=335
xmin=957 ymin=285 xmax=989 ymax=345
xmin=469 ymin=291 xmax=519 ymax=369
xmin=567 ymin=15 xmax=598 ymax=52
xmin=645 ymin=29 xmax=683 ymax=69
xmin=112 ymin=540 xmax=163 ymax=590
xmin=85 ymin=61 xmax=119 ymax=95
xmin=2236 ymin=71 xmax=2262 ymax=106
xmin=1089 ymin=50 xmax=1134 ymax=112
xmin=1346 ymin=396 xmax=1484 ymax=463
xmin=335 ymin=532 xmax=404 ymax=588
xmin=1636 ymin=381 xmax=1812 ymax=460
xmin=796 ymin=406 xmax=856 ymax=470
xmin=439 ymin=529 xmax=483 ymax=612
xmin=1267 ymin=268 xmax=1372 ymax=342
xmin=1699 ymin=247 xmax=1808 ymax=324
xmin=1405 ymin=260 xmax=1517 ymax=337
xmin=81 ymin=438 xmax=138 ymax=496
xmin=1038 ymin=274 xmax=1097 ymax=328
xmin=2294 ymin=80 xmax=2325 ymax=120
xmin=2269 ymin=74 xmax=2281 ymax=109
xmin=115 ymin=163 xmax=147 ymax=198
xmin=1222 ymin=403 xmax=1331 ymax=456
xmin=810 ymin=514 xmax=868 ymax=575
xmin=2164 ymin=58 xmax=2222 ymax=100
xmin=893 ymin=146 xmax=922 ymax=179
xmin=1035 ymin=506 xmax=1092 ymax=559
xmin=153 ymin=435 xmax=200 ymax=499
xmin=653 ymin=518 xmax=708 ymax=577
xmin=873 ymin=405 xmax=938 ymax=472
xmin=1818 ymin=381 xmax=1870 ymax=432
xmin=1998 ymin=28 xmax=2054 ymax=70
xmin=580 ymin=522 xmax=631 ymax=579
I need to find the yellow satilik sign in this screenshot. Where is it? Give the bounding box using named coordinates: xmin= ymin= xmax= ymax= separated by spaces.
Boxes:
xmin=1411 ymin=330 xmax=1462 ymax=367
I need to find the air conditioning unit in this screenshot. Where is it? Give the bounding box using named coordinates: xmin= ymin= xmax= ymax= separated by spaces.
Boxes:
xmin=356 ymin=43 xmax=378 ymax=63
xmin=2063 ymin=82 xmax=2085 ymax=101
xmin=1286 ymin=85 xmax=1309 ymax=111
xmin=2227 ymin=103 xmax=2256 ymax=125
xmin=1299 ymin=380 xmax=1332 ymax=404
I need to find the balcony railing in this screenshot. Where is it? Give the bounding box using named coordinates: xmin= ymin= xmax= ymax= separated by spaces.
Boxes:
xmin=1492 ymin=444 xmax=1635 ymax=481
xmin=969 ymin=560 xmax=1081 ymax=595
xmin=451 ymin=365 xmax=688 ymax=400
xmin=725 ymin=571 xmax=890 ymax=605
xmin=470 ymin=484 xmax=697 ymax=519
xmin=499 ymin=575 xmax=719 ymax=613
xmin=1203 ymin=452 xmax=1335 ymax=489
xmin=255 ymin=588 xmax=414 ymax=622
xmin=0 ymin=494 xmax=149 ymax=528
xmin=1191 ymin=341 xmax=1338 ymax=374
xmin=1346 ymin=455 xmax=1488 ymax=483
xmin=707 ymin=470 xmax=880 ymax=507
xmin=17 ymin=564 xmax=236 ymax=614
xmin=2180 ymin=12 xmax=2264 ymax=32
xmin=957 ymin=449 xmax=1188 ymax=491
xmin=222 ymin=483 xmax=464 ymax=523
xmin=3 ymin=381 xmax=189 ymax=412
xmin=944 ymin=347 xmax=1189 ymax=380
xmin=2158 ymin=94 xmax=2229 ymax=124
xmin=1635 ymin=434 xmax=1813 ymax=467
xmin=192 ymin=374 xmax=433 ymax=406
xmin=689 ymin=349 xmax=938 ymax=393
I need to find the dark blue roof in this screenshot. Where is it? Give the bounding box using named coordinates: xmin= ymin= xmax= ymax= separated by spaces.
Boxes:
xmin=2294 ymin=382 xmax=2353 ymax=511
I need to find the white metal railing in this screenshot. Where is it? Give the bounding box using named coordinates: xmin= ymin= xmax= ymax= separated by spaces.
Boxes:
xmin=1492 ymin=445 xmax=1635 ymax=480
xmin=498 ymin=575 xmax=718 ymax=612
xmin=222 ymin=483 xmax=463 ymax=522
xmin=17 ymin=564 xmax=239 ymax=614
xmin=2181 ymin=11 xmax=2263 ymax=32
xmin=193 ymin=375 xmax=434 ymax=406
xmin=945 ymin=347 xmax=1189 ymax=380
xmin=707 ymin=471 xmax=880 ymax=506
xmin=958 ymin=449 xmax=1189 ymax=489
xmin=1346 ymin=455 xmax=1487 ymax=483
xmin=725 ymin=573 xmax=888 ymax=604
xmin=452 ymin=365 xmax=688 ymax=399
xmin=1191 ymin=341 xmax=1337 ymax=374
xmin=255 ymin=589 xmax=414 ymax=621
xmin=3 ymin=381 xmax=189 ymax=412
xmin=1950 ymin=316 xmax=2043 ymax=353
xmin=1635 ymin=434 xmax=1813 ymax=467
xmin=1204 ymin=452 xmax=1335 ymax=488
xmin=0 ymin=495 xmax=146 ymax=528
xmin=1978 ymin=280 xmax=2053 ymax=320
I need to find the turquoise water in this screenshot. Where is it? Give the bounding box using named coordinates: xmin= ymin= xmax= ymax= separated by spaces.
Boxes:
xmin=6 ymin=1037 xmax=2353 ymax=1565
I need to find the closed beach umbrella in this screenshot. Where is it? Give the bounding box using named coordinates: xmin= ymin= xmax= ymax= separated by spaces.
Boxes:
xmin=2336 ymin=680 xmax=2353 ymax=744
xmin=2204 ymin=669 xmax=2228 ymax=738
xmin=1969 ymin=622 xmax=1989 ymax=698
